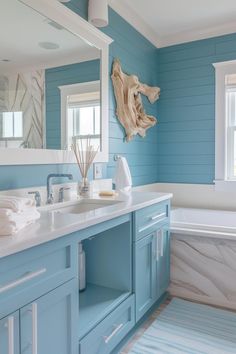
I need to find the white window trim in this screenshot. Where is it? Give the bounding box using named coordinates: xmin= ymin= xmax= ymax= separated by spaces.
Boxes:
xmin=214 ymin=60 xmax=236 ymax=191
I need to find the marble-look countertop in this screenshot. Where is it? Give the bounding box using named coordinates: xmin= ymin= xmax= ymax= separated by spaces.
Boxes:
xmin=0 ymin=191 xmax=172 ymax=259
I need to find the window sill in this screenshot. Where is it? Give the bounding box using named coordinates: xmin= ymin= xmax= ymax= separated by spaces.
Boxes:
xmin=214 ymin=180 xmax=236 ymax=192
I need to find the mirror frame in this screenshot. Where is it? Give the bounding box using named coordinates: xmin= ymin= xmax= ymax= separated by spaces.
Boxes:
xmin=0 ymin=0 xmax=113 ymax=165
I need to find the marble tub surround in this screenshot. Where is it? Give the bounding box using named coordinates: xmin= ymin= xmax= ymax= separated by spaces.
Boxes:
xmin=0 ymin=191 xmax=172 ymax=259
xmin=170 ymin=233 xmax=236 ymax=310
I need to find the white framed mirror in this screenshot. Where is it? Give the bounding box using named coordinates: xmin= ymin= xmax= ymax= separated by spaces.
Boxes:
xmin=0 ymin=0 xmax=112 ymax=165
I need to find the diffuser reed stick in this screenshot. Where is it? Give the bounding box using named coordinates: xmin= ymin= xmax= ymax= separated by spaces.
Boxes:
xmin=71 ymin=136 xmax=99 ymax=196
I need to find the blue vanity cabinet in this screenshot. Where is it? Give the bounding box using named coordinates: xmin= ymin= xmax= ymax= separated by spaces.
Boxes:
xmin=0 ymin=312 xmax=20 ymax=354
xmin=80 ymin=295 xmax=135 ymax=354
xmin=135 ymin=233 xmax=157 ymax=321
xmin=134 ymin=201 xmax=170 ymax=323
xmin=134 ymin=225 xmax=170 ymax=322
xmin=0 ymin=199 xmax=171 ymax=354
xmin=158 ymin=226 xmax=170 ymax=297
xmin=20 ymin=279 xmax=78 ymax=354
xmin=0 ymin=235 xmax=78 ymax=354
xmin=0 ymin=279 xmax=77 ymax=354
xmin=134 ymin=200 xmax=169 ymax=241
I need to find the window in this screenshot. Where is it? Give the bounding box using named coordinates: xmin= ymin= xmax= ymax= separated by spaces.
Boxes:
xmin=214 ymin=61 xmax=236 ymax=190
xmin=59 ymin=81 xmax=101 ymax=151
xmin=0 ymin=112 xmax=23 ymax=138
xmin=67 ymin=99 xmax=100 ymax=149
xmin=0 ymin=111 xmax=23 ymax=147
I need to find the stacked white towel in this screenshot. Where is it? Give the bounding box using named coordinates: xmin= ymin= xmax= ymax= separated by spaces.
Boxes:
xmin=0 ymin=196 xmax=40 ymax=236
xmin=113 ymin=157 xmax=132 ymax=195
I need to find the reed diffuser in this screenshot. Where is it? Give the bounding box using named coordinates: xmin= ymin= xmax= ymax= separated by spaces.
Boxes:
xmin=71 ymin=136 xmax=98 ymax=197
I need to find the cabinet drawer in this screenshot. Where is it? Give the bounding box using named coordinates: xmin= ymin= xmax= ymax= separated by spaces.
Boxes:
xmin=134 ymin=201 xmax=169 ymax=240
xmin=80 ymin=295 xmax=135 ymax=354
xmin=0 ymin=237 xmax=77 ymax=318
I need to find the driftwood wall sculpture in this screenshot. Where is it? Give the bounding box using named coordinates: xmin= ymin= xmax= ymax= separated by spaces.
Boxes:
xmin=111 ymin=59 xmax=160 ymax=141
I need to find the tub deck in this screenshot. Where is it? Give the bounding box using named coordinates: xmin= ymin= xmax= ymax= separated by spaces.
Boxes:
xmin=171 ymin=207 xmax=236 ymax=240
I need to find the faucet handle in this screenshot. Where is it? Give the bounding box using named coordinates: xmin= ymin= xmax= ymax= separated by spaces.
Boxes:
xmin=58 ymin=187 xmax=71 ymax=203
xmin=28 ymin=191 xmax=41 ymax=207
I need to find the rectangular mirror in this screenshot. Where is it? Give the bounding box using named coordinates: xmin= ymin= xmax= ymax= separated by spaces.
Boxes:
xmin=0 ymin=0 xmax=112 ymax=164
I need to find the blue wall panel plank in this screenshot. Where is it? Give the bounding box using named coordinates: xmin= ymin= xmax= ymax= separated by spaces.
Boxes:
xmin=160 ymin=76 xmax=215 ymax=91
xmin=157 ymin=173 xmax=214 ymax=184
xmin=157 ymin=33 xmax=236 ymax=184
xmin=157 ymin=142 xmax=214 ymax=156
xmin=157 ymin=154 xmax=214 ymax=166
xmin=159 ymin=43 xmax=216 ymax=63
xmin=161 ymin=85 xmax=214 ymax=99
xmin=157 ymin=130 xmax=214 ymax=143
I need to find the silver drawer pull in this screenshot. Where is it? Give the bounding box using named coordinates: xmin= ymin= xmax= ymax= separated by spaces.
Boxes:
xmin=103 ymin=323 xmax=124 ymax=344
xmin=32 ymin=303 xmax=38 ymax=354
xmin=138 ymin=212 xmax=167 ymax=233
xmin=7 ymin=316 xmax=14 ymax=354
xmin=0 ymin=268 xmax=47 ymax=294
xmin=150 ymin=212 xmax=166 ymax=221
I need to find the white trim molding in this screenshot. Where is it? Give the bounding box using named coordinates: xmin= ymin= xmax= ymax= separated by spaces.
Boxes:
xmin=160 ymin=21 xmax=236 ymax=48
xmin=108 ymin=0 xmax=161 ymax=48
xmin=109 ymin=0 xmax=236 ymax=49
xmin=0 ymin=0 xmax=113 ymax=165
xmin=213 ymin=60 xmax=236 ymax=191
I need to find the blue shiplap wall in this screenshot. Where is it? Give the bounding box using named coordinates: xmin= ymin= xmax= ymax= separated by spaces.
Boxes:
xmin=0 ymin=1 xmax=159 ymax=190
xmin=66 ymin=1 xmax=159 ymax=185
xmin=104 ymin=9 xmax=159 ymax=186
xmin=157 ymin=33 xmax=236 ymax=184
xmin=45 ymin=59 xmax=100 ymax=149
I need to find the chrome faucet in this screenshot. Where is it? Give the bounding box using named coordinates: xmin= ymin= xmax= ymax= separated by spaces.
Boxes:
xmin=46 ymin=174 xmax=73 ymax=204
xmin=28 ymin=191 xmax=41 ymax=207
xmin=58 ymin=186 xmax=71 ymax=203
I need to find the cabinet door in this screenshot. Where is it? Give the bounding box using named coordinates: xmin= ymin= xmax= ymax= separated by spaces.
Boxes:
xmin=156 ymin=226 xmax=170 ymax=297
xmin=135 ymin=233 xmax=157 ymax=322
xmin=20 ymin=279 xmax=78 ymax=354
xmin=0 ymin=312 xmax=19 ymax=354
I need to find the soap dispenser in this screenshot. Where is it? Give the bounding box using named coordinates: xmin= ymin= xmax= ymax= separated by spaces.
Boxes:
xmin=79 ymin=243 xmax=86 ymax=291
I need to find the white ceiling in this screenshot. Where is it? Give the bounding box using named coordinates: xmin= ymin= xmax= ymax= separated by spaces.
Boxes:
xmin=109 ymin=0 xmax=236 ymax=47
xmin=0 ymin=0 xmax=100 ymax=73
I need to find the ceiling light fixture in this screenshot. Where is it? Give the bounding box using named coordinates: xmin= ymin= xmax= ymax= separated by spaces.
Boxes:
xmin=88 ymin=0 xmax=108 ymax=28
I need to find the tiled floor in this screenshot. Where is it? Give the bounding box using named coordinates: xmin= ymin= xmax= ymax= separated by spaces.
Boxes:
xmin=121 ymin=298 xmax=171 ymax=354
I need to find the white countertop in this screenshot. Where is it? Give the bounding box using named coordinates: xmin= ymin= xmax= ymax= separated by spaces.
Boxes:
xmin=0 ymin=191 xmax=172 ymax=259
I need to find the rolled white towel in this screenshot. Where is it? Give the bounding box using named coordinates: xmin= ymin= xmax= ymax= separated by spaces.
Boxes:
xmin=0 ymin=208 xmax=40 ymax=223
xmin=0 ymin=219 xmax=37 ymax=236
xmin=0 ymin=195 xmax=35 ymax=212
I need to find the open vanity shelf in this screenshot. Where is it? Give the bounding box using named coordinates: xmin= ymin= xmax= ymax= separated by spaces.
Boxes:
xmin=78 ymin=220 xmax=132 ymax=339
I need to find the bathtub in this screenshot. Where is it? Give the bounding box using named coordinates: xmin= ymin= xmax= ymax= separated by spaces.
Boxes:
xmin=170 ymin=207 xmax=236 ymax=309
xmin=171 ymin=207 xmax=236 ymax=240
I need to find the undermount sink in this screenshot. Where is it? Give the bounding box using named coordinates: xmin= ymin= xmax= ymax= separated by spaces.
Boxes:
xmin=39 ymin=198 xmax=120 ymax=215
